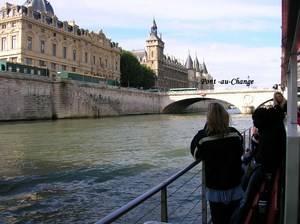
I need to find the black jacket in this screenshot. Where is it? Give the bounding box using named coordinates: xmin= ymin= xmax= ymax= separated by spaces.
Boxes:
xmin=190 ymin=127 xmax=244 ymax=190
xmin=252 ymin=106 xmax=286 ymax=174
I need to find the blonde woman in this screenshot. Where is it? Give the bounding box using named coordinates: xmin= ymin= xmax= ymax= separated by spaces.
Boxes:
xmin=273 ymin=91 xmax=287 ymax=113
xmin=190 ymin=102 xmax=244 ymax=224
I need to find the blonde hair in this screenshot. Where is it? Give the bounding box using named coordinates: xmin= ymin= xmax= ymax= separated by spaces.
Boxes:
xmin=205 ymin=102 xmax=230 ymax=137
xmin=273 ymin=92 xmax=287 ymax=109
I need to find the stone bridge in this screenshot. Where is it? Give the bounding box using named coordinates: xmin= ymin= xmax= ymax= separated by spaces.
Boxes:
xmin=159 ymin=89 xmax=276 ymax=114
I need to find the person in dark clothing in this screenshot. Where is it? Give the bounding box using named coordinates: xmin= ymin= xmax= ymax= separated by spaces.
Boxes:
xmin=297 ymin=106 xmax=300 ymax=126
xmin=252 ymin=106 xmax=286 ymax=175
xmin=190 ymin=102 xmax=244 ymax=224
xmin=231 ymin=105 xmax=286 ymax=224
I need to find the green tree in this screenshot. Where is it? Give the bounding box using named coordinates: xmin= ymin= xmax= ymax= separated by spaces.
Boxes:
xmin=120 ymin=50 xmax=155 ymax=88
xmin=140 ymin=64 xmax=156 ymax=89
xmin=120 ymin=50 xmax=141 ymax=87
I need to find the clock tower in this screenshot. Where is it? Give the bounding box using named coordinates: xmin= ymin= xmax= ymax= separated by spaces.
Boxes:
xmin=146 ymin=19 xmax=164 ymax=88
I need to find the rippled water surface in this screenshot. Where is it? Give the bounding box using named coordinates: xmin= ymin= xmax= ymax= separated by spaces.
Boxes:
xmin=0 ymin=114 xmax=252 ymax=223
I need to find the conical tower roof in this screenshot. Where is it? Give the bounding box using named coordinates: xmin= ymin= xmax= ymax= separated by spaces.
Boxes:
xmin=151 ymin=18 xmax=158 ymax=36
xmin=202 ymin=61 xmax=208 ymax=74
xmin=185 ymin=53 xmax=193 ymax=70
xmin=194 ymin=56 xmax=200 ymax=72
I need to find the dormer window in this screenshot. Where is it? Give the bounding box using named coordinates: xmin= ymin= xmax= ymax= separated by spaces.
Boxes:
xmin=2 ymin=11 xmax=6 ymax=18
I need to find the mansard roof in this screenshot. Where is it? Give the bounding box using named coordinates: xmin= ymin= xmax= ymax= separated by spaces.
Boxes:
xmin=23 ymin=0 xmax=54 ymax=16
xmin=131 ymin=50 xmax=147 ymax=62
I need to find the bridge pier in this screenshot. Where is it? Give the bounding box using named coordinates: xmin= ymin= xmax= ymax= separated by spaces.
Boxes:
xmin=242 ymin=106 xmax=254 ymax=114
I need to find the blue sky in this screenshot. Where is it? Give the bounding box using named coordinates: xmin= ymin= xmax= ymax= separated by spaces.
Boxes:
xmin=10 ymin=0 xmax=282 ymax=89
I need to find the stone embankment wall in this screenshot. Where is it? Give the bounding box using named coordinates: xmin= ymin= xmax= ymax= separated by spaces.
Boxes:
xmin=0 ymin=72 xmax=53 ymax=121
xmin=0 ymin=72 xmax=161 ymax=121
xmin=52 ymin=80 xmax=161 ymax=119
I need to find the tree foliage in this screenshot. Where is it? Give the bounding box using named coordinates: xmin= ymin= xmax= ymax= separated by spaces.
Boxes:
xmin=140 ymin=64 xmax=156 ymax=89
xmin=120 ymin=50 xmax=155 ymax=88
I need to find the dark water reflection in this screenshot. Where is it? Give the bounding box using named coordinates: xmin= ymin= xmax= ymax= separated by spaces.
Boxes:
xmin=0 ymin=114 xmax=252 ymax=223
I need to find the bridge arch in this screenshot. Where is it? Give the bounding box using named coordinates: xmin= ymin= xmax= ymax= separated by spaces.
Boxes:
xmin=162 ymin=98 xmax=235 ymax=114
xmin=256 ymin=98 xmax=273 ymax=109
xmin=162 ymin=98 xmax=208 ymax=113
xmin=160 ymin=89 xmax=276 ymax=114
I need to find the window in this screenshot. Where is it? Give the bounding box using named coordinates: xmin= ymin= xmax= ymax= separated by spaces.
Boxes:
xmin=27 ymin=37 xmax=32 ymax=50
xmin=85 ymin=52 xmax=88 ymax=63
xmin=73 ymin=49 xmax=76 ymax=61
xmin=51 ymin=63 xmax=56 ymax=70
xmin=12 ymin=22 xmax=16 ymax=27
xmin=25 ymin=58 xmax=32 ymax=65
xmin=105 ymin=59 xmax=108 ymax=68
xmin=1 ymin=37 xmax=6 ymax=50
xmin=93 ymin=56 xmax=95 ymax=65
xmin=115 ymin=61 xmax=118 ymax=71
xmin=63 ymin=47 xmax=67 ymax=59
xmin=11 ymin=57 xmax=17 ymax=62
xmin=2 ymin=24 xmax=6 ymax=29
xmin=52 ymin=43 xmax=56 ymax=56
xmin=2 ymin=11 xmax=6 ymax=19
xmin=28 ymin=23 xmax=32 ymax=29
xmin=40 ymin=28 xmax=45 ymax=33
xmin=40 ymin=40 xmax=45 ymax=53
xmin=11 ymin=35 xmax=16 ymax=49
xmin=62 ymin=65 xmax=66 ymax=71
xmin=39 ymin=60 xmax=45 ymax=66
xmin=71 ymin=67 xmax=76 ymax=72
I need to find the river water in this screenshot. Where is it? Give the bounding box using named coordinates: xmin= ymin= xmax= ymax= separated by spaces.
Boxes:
xmin=0 ymin=114 xmax=252 ymax=224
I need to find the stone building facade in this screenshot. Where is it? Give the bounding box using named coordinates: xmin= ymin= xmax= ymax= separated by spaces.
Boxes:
xmin=186 ymin=53 xmax=214 ymax=90
xmin=0 ymin=0 xmax=121 ymax=81
xmin=132 ymin=19 xmax=214 ymax=91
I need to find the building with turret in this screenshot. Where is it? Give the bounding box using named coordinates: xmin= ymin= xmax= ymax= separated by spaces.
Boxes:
xmin=185 ymin=53 xmax=214 ymax=90
xmin=132 ymin=19 xmax=214 ymax=90
xmin=0 ymin=0 xmax=121 ymax=82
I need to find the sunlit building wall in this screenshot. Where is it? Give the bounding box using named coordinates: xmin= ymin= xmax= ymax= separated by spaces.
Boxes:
xmin=0 ymin=1 xmax=121 ymax=81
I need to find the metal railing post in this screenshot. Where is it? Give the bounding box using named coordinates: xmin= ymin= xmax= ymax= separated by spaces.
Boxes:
xmin=161 ymin=186 xmax=168 ymax=222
